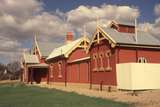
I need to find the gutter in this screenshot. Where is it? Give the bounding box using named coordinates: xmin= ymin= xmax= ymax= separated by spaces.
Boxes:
xmin=45 ymin=54 xmax=65 ymax=63
xmin=117 ymin=43 xmax=160 ymax=49
xmin=67 ymin=57 xmax=90 ymax=64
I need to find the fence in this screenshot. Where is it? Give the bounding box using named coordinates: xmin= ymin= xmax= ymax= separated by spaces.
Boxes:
xmin=116 ymin=63 xmax=160 ymax=90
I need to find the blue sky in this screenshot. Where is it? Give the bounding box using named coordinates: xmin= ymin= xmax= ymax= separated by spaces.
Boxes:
xmin=42 ymin=0 xmax=160 ymax=23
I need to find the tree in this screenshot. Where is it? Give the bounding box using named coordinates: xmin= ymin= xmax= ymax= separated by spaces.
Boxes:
xmin=0 ymin=63 xmax=6 ymax=72
xmin=0 ymin=63 xmax=7 ymax=80
xmin=6 ymin=61 xmax=21 ymax=80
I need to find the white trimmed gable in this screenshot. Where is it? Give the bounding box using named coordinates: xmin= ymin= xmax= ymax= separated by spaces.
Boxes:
xmin=87 ymin=26 xmax=116 ymax=53
xmin=47 ymin=37 xmax=89 ymax=60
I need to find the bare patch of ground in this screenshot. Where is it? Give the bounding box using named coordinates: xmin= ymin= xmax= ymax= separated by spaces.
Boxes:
xmin=35 ymin=83 xmax=160 ymax=107
xmin=0 ymin=80 xmax=20 ymax=84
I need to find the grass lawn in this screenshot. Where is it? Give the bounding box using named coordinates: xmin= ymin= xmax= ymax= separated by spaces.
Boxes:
xmin=0 ymin=83 xmax=131 ymax=107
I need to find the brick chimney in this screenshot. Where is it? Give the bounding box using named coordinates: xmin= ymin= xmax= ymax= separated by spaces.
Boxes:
xmin=66 ymin=32 xmax=73 ymax=43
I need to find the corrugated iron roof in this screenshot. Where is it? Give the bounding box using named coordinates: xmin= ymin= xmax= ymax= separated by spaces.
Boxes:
xmin=47 ymin=37 xmax=89 ymax=60
xmin=100 ymin=27 xmax=160 ymax=46
xmin=23 ymin=53 xmax=39 ymax=64
xmin=37 ymin=42 xmax=61 ymax=57
xmin=27 ymin=63 xmax=48 ymax=68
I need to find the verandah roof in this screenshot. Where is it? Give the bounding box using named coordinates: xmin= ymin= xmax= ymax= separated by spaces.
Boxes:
xmin=27 ymin=63 xmax=49 ymax=68
xmin=23 ymin=53 xmax=39 ymax=64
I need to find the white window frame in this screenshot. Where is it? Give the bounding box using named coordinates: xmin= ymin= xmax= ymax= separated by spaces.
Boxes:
xmin=99 ymin=52 xmax=104 ymax=71
xmin=138 ymin=57 xmax=147 ymax=63
xmin=58 ymin=61 xmax=62 ymax=78
xmin=105 ymin=50 xmax=112 ymax=71
xmin=93 ymin=53 xmax=98 ymax=71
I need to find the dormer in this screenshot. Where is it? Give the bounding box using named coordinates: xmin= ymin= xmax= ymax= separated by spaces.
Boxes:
xmin=110 ymin=20 xmax=135 ymax=33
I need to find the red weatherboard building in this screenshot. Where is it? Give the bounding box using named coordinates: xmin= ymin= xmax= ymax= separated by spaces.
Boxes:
xmin=46 ymin=32 xmax=90 ymax=85
xmin=22 ymin=37 xmax=59 ymax=84
xmin=88 ymin=20 xmax=160 ymax=87
xmin=21 ymin=20 xmax=160 ymax=90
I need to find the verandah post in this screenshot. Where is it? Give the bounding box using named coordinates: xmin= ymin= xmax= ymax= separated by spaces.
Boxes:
xmin=64 ymin=59 xmax=67 ymax=87
xmin=47 ymin=67 xmax=50 ymax=84
xmin=30 ymin=68 xmax=33 ymax=84
xmin=89 ymin=61 xmax=92 ymax=89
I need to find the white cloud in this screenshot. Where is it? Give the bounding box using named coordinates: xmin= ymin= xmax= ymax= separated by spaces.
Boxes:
xmin=151 ymin=18 xmax=160 ymax=36
xmin=0 ymin=36 xmax=21 ymax=51
xmin=0 ymin=0 xmax=42 ymax=19
xmin=0 ymin=0 xmax=43 ymax=63
xmin=67 ymin=5 xmax=139 ymax=25
xmin=66 ymin=5 xmax=139 ymax=36
xmin=0 ymin=51 xmax=22 ymax=64
xmin=138 ymin=17 xmax=160 ymax=40
xmin=22 ymin=12 xmax=71 ymax=42
xmin=0 ymin=0 xmax=141 ymax=64
xmin=155 ymin=4 xmax=160 ymax=16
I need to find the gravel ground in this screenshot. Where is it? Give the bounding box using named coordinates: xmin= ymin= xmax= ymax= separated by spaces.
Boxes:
xmin=0 ymin=80 xmax=19 ymax=84
xmin=35 ymin=83 xmax=160 ymax=107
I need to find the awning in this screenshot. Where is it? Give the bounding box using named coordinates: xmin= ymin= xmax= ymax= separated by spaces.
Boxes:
xmin=27 ymin=63 xmax=49 ymax=68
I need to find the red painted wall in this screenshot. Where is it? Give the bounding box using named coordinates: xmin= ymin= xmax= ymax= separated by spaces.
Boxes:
xmin=118 ymin=48 xmax=137 ymax=63
xmin=49 ymin=48 xmax=90 ymax=84
xmin=90 ymin=39 xmax=117 ymax=86
xmin=49 ymin=59 xmax=66 ymax=83
xmin=111 ymin=23 xmax=135 ymax=33
xmin=67 ymin=63 xmax=79 ymax=83
xmin=79 ymin=62 xmax=89 ymax=83
xmin=67 ymin=61 xmax=89 ymax=83
xmin=67 ymin=48 xmax=89 ymax=62
xmin=117 ymin=47 xmax=160 ymax=63
xmin=118 ymin=25 xmax=135 ymax=33
xmin=137 ymin=49 xmax=160 ymax=63
xmin=40 ymin=58 xmax=46 ymax=63
xmin=67 ymin=48 xmax=90 ymax=83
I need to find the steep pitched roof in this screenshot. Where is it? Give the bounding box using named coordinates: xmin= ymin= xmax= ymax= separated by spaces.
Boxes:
xmin=33 ymin=36 xmax=61 ymax=58
xmin=99 ymin=27 xmax=160 ymax=46
xmin=47 ymin=37 xmax=89 ymax=60
xmin=88 ymin=26 xmax=160 ymax=52
xmin=23 ymin=53 xmax=39 ymax=64
xmin=36 ymin=41 xmax=61 ymax=57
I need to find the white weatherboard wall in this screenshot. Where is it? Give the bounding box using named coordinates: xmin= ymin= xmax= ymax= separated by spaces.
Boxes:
xmin=116 ymin=63 xmax=160 ymax=90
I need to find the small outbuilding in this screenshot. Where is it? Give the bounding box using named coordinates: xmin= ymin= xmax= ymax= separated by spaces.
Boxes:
xmin=22 ymin=36 xmax=59 ymax=84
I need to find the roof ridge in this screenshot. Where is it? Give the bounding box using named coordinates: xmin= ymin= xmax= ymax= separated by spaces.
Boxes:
xmin=54 ymin=37 xmax=83 ymax=49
